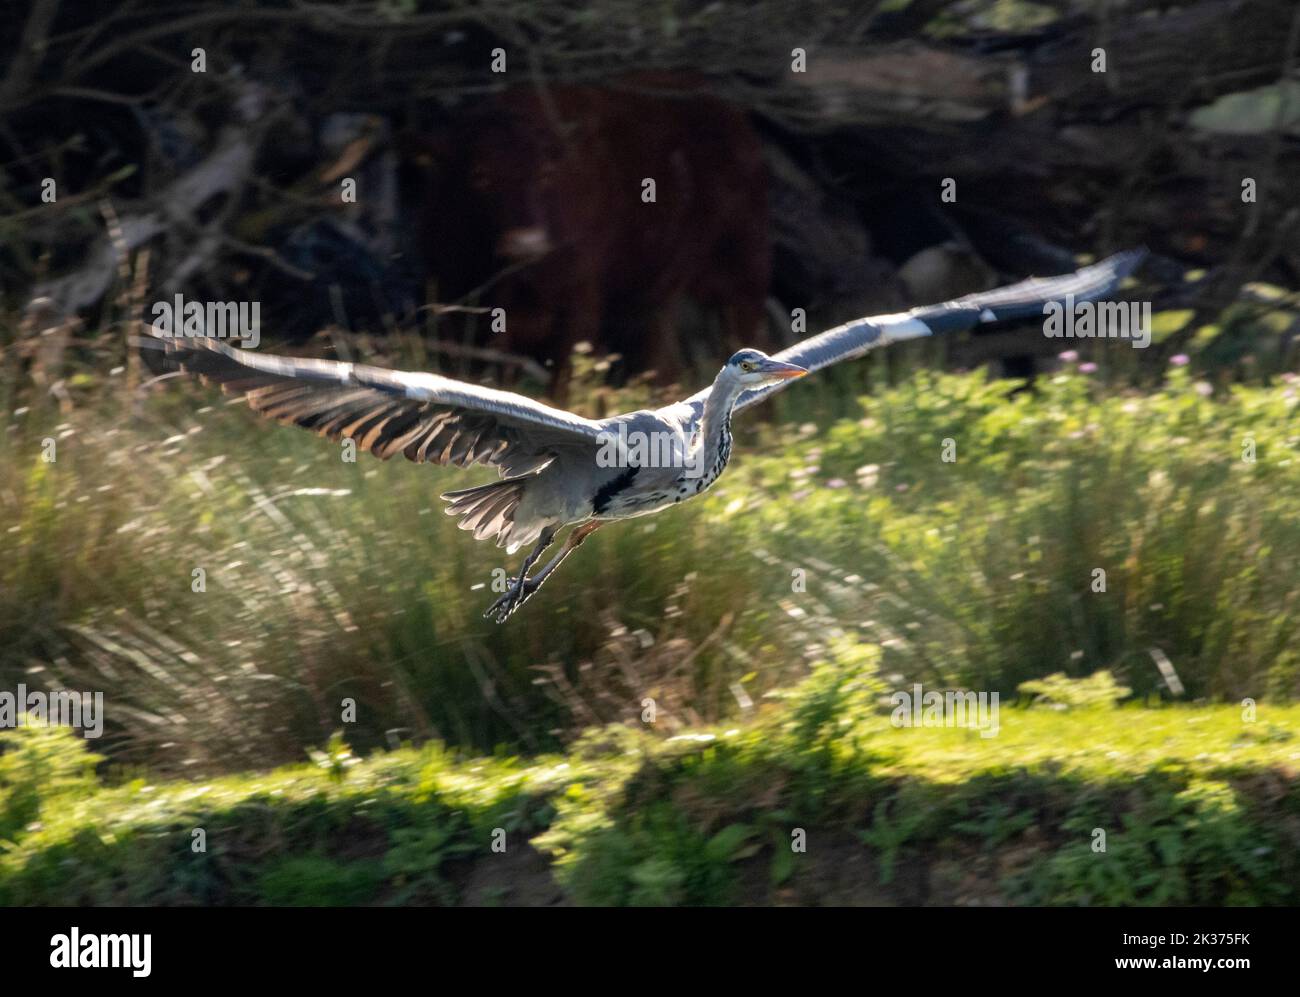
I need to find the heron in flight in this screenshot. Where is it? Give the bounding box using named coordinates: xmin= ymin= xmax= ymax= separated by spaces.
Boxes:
xmin=152 ymin=250 xmax=1143 ymax=622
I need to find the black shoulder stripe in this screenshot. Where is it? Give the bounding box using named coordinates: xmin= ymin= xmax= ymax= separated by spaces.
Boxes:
xmin=592 ymin=466 xmax=640 ymax=514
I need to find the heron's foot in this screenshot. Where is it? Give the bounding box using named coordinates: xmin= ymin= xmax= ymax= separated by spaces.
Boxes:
xmin=481 ymin=523 xmax=595 ymax=623
xmin=483 ymin=575 xmax=541 ymax=624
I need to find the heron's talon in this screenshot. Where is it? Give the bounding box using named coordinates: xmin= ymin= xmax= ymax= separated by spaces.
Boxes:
xmin=483 ymin=576 xmax=531 ymax=622
xmin=482 ymin=573 xmax=545 ymax=622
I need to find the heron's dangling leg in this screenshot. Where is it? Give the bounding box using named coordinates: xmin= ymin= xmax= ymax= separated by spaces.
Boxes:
xmin=484 ymin=521 xmax=604 ymax=624
xmin=484 ymin=526 xmax=556 ymax=621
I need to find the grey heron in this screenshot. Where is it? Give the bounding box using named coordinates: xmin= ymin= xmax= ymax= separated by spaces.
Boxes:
xmin=151 ymin=250 xmax=1144 ymax=622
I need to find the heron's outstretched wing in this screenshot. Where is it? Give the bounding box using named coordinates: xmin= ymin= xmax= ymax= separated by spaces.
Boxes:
xmin=149 ymin=333 xmax=604 ymax=476
xmin=687 ymin=249 xmax=1147 ymax=415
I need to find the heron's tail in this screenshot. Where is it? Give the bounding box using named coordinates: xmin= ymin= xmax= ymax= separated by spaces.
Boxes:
xmin=441 ymin=477 xmax=528 ymax=546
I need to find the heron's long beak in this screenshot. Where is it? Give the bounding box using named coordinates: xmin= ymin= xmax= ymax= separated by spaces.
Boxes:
xmin=759 ymin=359 xmax=808 ymax=380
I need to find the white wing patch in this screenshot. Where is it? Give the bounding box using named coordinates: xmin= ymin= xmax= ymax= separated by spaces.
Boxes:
xmin=880 ymin=316 xmax=933 ymax=342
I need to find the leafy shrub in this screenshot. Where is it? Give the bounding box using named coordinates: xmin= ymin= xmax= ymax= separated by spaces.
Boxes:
xmin=0 ymin=726 xmax=102 ymax=843
xmin=1017 ymin=670 xmax=1132 ymax=709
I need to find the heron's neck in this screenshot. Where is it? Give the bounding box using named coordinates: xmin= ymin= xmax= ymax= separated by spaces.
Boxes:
xmin=695 ymin=377 xmax=744 ymax=480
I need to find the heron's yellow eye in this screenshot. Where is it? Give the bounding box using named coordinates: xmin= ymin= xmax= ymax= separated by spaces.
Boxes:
xmin=740 ymin=361 xmax=753 ymax=371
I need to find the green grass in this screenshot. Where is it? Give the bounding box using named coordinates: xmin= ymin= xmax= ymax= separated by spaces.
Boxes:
xmin=2 ymin=660 xmax=1297 ymax=905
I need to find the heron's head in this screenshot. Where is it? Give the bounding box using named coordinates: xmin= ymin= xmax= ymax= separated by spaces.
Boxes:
xmin=724 ymin=349 xmax=808 ymax=387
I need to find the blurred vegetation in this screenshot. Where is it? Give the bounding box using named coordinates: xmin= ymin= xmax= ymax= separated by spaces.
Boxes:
xmin=2 ymin=328 xmax=1300 ymax=773
xmin=0 ymin=659 xmax=1296 ymax=906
